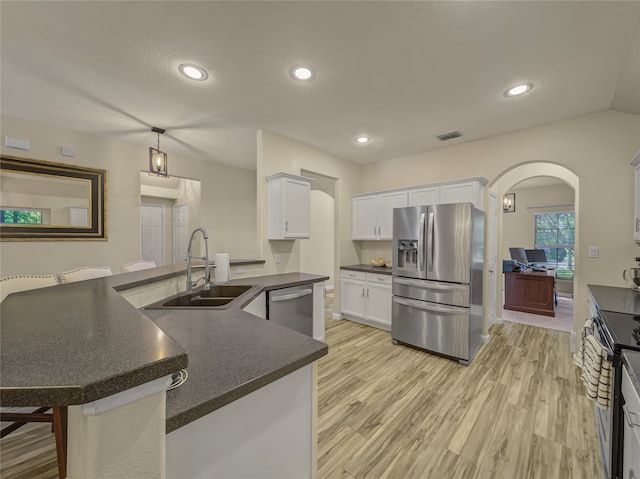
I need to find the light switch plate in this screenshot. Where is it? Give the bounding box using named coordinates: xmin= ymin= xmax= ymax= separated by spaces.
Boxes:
xmin=275 ymin=254 xmax=281 ymax=264
xmin=588 ymin=246 xmax=599 ymax=258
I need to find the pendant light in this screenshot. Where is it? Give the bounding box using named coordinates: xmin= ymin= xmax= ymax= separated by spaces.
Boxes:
xmin=149 ymin=127 xmax=168 ymax=177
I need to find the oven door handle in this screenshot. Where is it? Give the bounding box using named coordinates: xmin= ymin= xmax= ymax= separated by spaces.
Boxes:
xmin=623 ymin=404 xmax=640 ymax=428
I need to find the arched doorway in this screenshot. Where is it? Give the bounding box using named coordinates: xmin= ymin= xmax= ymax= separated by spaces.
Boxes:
xmin=485 ymin=162 xmax=579 ymax=348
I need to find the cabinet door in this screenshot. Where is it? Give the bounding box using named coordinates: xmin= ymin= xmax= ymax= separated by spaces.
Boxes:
xmin=283 ymin=178 xmax=311 ymax=238
xmin=634 ymin=165 xmax=640 ymax=241
xmin=408 ymin=187 xmax=439 ymax=207
xmin=377 ymin=191 xmax=408 ymax=240
xmin=366 ymin=275 xmax=392 ymax=327
xmin=340 ymin=278 xmax=366 ymax=320
xmin=440 ymin=182 xmax=475 ymax=204
xmin=352 ymin=195 xmax=379 ymax=240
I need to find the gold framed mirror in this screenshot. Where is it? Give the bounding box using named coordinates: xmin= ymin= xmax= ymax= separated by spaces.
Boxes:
xmin=0 ymin=155 xmax=107 ymax=241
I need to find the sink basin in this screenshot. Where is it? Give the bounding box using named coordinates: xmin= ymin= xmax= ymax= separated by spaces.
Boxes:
xmin=144 ymin=284 xmax=254 ymax=310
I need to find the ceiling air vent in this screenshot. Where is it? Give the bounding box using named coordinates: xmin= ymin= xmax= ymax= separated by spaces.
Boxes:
xmin=436 ymin=131 xmax=462 ymax=141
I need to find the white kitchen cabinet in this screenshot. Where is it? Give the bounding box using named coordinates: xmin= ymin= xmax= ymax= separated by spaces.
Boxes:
xmin=352 ymin=195 xmax=379 ymax=241
xmin=440 ymin=180 xmax=484 ymax=210
xmin=340 ymin=271 xmax=367 ymax=320
xmin=340 ymin=270 xmax=392 ymax=330
xmin=408 ymin=186 xmax=439 ymax=207
xmin=266 ymin=173 xmax=313 ymax=240
xmin=632 ymin=152 xmax=640 ymax=241
xmin=352 ymin=190 xmax=407 ymax=240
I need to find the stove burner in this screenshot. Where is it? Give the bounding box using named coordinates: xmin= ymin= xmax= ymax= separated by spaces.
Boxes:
xmin=634 ymin=316 xmax=640 ymax=322
xmin=634 ymin=328 xmax=640 ymax=345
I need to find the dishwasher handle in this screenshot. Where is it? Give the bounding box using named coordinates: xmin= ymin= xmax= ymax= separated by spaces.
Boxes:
xmin=270 ymin=289 xmax=313 ymax=302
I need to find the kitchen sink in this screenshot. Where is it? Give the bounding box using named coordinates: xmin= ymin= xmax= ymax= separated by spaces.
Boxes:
xmin=144 ymin=284 xmax=254 ymax=310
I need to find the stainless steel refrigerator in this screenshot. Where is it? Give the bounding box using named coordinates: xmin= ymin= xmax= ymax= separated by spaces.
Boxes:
xmin=391 ymin=202 xmax=484 ymax=365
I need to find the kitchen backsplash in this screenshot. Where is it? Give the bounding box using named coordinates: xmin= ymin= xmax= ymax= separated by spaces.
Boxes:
xmin=359 ymin=241 xmax=394 ymax=265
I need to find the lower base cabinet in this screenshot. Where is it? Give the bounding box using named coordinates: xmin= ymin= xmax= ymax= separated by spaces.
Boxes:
xmin=340 ymin=270 xmax=391 ymax=330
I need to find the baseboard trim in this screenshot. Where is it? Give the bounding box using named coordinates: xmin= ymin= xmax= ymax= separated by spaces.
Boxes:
xmin=480 ymin=334 xmax=490 ymax=344
xmin=493 ymin=317 xmax=504 ymax=325
xmin=332 ymin=313 xmax=343 ymax=320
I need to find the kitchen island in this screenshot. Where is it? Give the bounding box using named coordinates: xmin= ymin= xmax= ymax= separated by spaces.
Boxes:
xmin=0 ymin=264 xmax=328 ymax=479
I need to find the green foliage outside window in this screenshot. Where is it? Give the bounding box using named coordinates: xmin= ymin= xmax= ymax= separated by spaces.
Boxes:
xmin=0 ymin=209 xmax=43 ymax=224
xmin=534 ymin=212 xmax=575 ymax=278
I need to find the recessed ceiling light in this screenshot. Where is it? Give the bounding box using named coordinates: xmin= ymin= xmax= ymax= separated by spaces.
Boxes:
xmin=290 ymin=66 xmax=314 ymax=81
xmin=356 ymin=136 xmax=371 ymax=144
xmin=179 ymin=64 xmax=208 ymax=81
xmin=505 ymin=83 xmax=533 ymax=97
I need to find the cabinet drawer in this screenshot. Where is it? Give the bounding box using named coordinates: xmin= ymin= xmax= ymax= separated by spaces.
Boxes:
xmin=367 ymin=273 xmax=392 ymax=285
xmin=341 ymin=270 xmax=366 ymax=281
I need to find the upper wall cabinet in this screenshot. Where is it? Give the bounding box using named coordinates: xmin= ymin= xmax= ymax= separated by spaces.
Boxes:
xmin=267 ymin=173 xmax=313 ymax=240
xmin=632 ymin=152 xmax=640 ymax=242
xmin=352 ymin=190 xmax=407 ymax=241
xmin=353 ymin=178 xmax=486 ymax=241
xmin=408 ymin=180 xmax=486 ymax=209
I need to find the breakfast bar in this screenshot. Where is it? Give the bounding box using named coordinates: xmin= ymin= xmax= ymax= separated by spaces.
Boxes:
xmin=0 ymin=265 xmax=328 ymax=478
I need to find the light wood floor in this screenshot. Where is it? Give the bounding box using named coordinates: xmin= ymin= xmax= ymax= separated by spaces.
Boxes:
xmin=318 ymin=306 xmax=602 ymax=478
xmin=1 ymin=295 xmax=601 ymax=479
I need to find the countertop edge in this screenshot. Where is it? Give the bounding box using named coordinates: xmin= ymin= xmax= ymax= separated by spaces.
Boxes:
xmin=165 ymin=345 xmax=328 ymax=433
xmin=1 ymin=266 xmax=326 ymax=407
xmin=341 ymin=264 xmax=393 ymax=275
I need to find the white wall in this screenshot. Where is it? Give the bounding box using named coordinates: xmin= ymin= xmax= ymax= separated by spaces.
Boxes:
xmin=360 ymin=110 xmax=640 ymax=334
xmin=0 ymin=116 xmax=257 ymax=277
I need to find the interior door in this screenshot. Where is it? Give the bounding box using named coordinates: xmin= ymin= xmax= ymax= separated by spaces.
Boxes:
xmin=173 ymin=204 xmax=189 ymax=264
xmin=141 ymin=205 xmax=164 ymax=266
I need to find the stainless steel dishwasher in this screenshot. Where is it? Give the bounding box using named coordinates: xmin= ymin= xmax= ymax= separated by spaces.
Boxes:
xmin=267 ymin=284 xmax=313 ymax=336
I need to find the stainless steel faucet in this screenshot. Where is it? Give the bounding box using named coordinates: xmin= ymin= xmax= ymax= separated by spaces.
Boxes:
xmin=186 ymin=226 xmax=211 ymax=293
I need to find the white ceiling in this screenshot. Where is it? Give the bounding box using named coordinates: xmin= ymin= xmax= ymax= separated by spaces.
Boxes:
xmin=2 ymin=1 xmax=639 ymax=171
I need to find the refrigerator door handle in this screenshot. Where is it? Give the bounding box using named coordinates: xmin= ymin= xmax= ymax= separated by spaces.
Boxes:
xmin=419 ymin=213 xmax=426 ymax=273
xmin=393 ymin=296 xmax=466 ymax=314
xmin=393 ymin=277 xmax=468 ymax=292
xmin=427 ymin=210 xmax=434 ymax=272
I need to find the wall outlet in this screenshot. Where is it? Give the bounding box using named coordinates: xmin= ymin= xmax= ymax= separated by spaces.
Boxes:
xmin=4 ymin=136 xmax=29 ymax=151
xmin=588 ymin=246 xmax=599 ymax=258
xmin=236 ymin=267 xmax=246 ymax=274
xmin=275 ymin=254 xmax=281 ymax=264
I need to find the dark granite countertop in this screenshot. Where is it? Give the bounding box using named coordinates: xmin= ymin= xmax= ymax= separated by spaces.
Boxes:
xmin=623 ymin=350 xmax=640 ymax=399
xmin=341 ymin=264 xmax=393 ymax=275
xmin=143 ymin=272 xmax=329 ymax=432
xmin=0 ymin=262 xmax=327 ymax=431
xmin=588 ymin=284 xmax=640 ymax=316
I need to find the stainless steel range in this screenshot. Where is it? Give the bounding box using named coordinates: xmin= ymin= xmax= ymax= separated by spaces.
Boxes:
xmin=592 ymin=308 xmax=640 ymax=479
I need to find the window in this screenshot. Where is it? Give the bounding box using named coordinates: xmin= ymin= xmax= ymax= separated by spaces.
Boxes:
xmin=0 ymin=208 xmax=44 ymax=225
xmin=534 ymin=211 xmax=575 ymax=279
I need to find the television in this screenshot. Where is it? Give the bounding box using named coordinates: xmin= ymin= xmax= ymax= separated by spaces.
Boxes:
xmin=525 ymin=249 xmax=548 ymax=264
xmin=509 ymin=247 xmax=528 ymax=264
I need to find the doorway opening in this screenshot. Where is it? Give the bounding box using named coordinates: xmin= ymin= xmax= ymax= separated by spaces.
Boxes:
xmin=140 ymin=173 xmax=201 ymax=265
xmin=300 ymin=169 xmax=337 ymax=293
xmin=489 ymin=162 xmax=579 ymax=338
